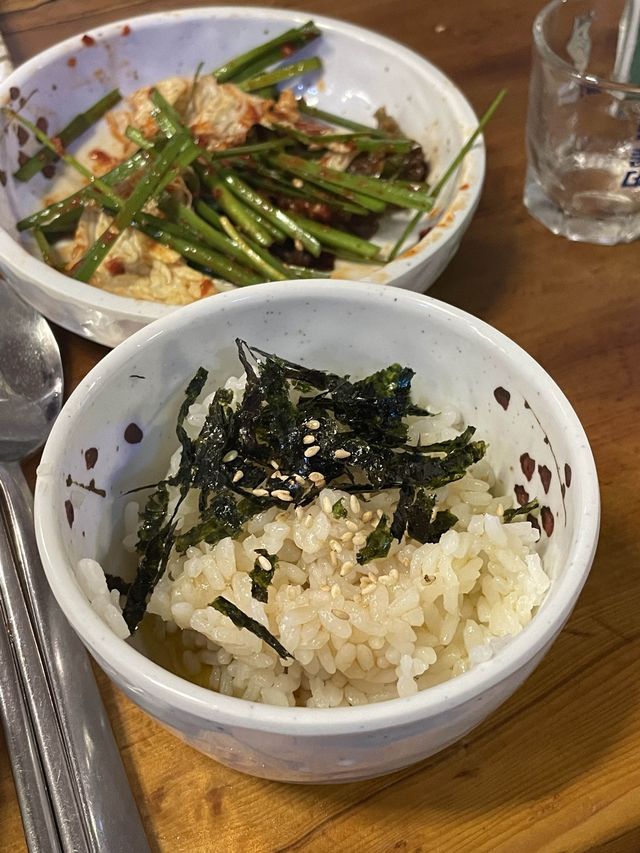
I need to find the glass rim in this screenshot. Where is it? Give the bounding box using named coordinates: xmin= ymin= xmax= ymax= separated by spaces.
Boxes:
xmin=533 ymin=0 xmax=640 ymax=95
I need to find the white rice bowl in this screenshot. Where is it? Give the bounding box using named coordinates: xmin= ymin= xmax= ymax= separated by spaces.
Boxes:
xmin=76 ymin=376 xmax=549 ymax=709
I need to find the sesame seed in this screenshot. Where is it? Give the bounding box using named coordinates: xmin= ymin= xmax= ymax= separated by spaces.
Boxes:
xmin=320 ymin=584 xmax=331 ymax=592
xmin=272 ymin=489 xmax=293 ymax=502
xmin=302 ymin=435 xmax=315 ymax=445
xmin=270 ymin=459 xmax=279 ymax=469
xmin=341 ymin=560 xmax=354 ymax=573
xmin=345 ymin=520 xmax=358 ymax=532
xmin=304 ymin=445 xmax=320 ymax=458
xmin=270 ymin=471 xmax=281 ymax=479
xmin=330 ymin=540 xmax=342 ymax=553
xmin=321 ymin=496 xmax=332 ymax=514
xmin=292 ymin=177 xmax=304 ymax=189
xmin=368 ymin=571 xmax=377 ymax=582
xmin=341 ymin=531 xmax=353 ymax=542
xmin=333 ymin=609 xmax=349 ymax=620
xmin=295 ymin=507 xmax=304 ymax=520
xmin=352 ymin=533 xmax=366 ymax=547
xmin=376 ymin=508 xmax=384 ymax=520
xmin=349 ymin=495 xmax=361 ymax=515
xmin=222 ymin=449 xmax=238 ymax=463
xmin=361 ymin=583 xmax=375 ymax=595
xmin=304 ymin=514 xmax=314 ymax=528
xmin=389 ymin=568 xmax=399 ymax=582
xmin=362 ymin=511 xmax=373 ymax=523
xmin=497 ymin=503 xmax=504 ymax=517
xmin=305 ymin=419 xmax=320 ymax=430
xmin=330 ymin=584 xmax=340 ymax=599
xmin=308 ymin=471 xmax=324 ymax=483
xmin=329 ymin=551 xmax=338 ymax=567
xmin=294 ymin=474 xmax=306 ymax=485
xmin=258 ymin=555 xmax=272 ymax=571
xmin=252 ymin=488 xmax=268 ymax=497
xmin=232 ymin=470 xmax=244 ymax=483
xmin=334 ymin=448 xmax=351 ymax=460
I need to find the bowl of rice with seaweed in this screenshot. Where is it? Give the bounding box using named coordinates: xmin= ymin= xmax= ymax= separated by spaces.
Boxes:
xmin=35 ymin=280 xmax=599 ymax=782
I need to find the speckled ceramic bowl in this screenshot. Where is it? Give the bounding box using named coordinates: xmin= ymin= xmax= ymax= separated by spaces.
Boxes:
xmin=34 ymin=281 xmax=599 ymax=783
xmin=0 ymin=6 xmax=484 ymax=347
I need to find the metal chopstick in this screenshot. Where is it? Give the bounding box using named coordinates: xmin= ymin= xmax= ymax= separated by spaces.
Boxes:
xmin=0 ymin=602 xmax=63 ymax=853
xmin=0 ymin=463 xmax=151 ymax=852
xmin=0 ymin=473 xmax=93 ymax=852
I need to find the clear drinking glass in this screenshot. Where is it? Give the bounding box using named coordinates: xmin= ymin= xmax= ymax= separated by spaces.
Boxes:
xmin=524 ymin=0 xmax=640 ymax=244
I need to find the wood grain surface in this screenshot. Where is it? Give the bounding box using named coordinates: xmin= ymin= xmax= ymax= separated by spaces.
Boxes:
xmin=1 ymin=1 xmax=639 ymax=851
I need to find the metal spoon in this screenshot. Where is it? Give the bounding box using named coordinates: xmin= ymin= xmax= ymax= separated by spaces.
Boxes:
xmin=0 ymin=282 xmax=149 ymax=852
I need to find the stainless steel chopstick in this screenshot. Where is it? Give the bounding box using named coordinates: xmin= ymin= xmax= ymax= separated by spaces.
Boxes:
xmin=0 ymin=600 xmax=63 ymax=853
xmin=0 ymin=470 xmax=92 ymax=852
xmin=0 ymin=463 xmax=151 ymax=853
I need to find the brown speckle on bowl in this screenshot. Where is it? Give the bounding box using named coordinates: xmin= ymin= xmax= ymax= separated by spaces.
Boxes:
xmin=493 ymin=387 xmax=510 ymax=410
xmin=0 ymin=171 xmax=6 ymax=187
xmin=514 ymin=484 xmax=529 ymax=506
xmin=17 ymin=151 xmax=28 ymax=168
xmin=565 ymin=463 xmax=572 ymax=488
xmin=124 ymin=423 xmax=144 ymax=444
xmin=64 ymin=499 xmax=74 ymax=528
xmin=541 ymin=506 xmax=554 ymax=537
xmin=67 ymin=57 xmax=77 ymax=68
xmin=122 ymin=24 xmax=131 ymax=36
xmin=16 ymin=125 xmax=29 ymax=146
xmin=538 ymin=464 xmax=552 ymax=493
xmin=42 ymin=164 xmax=56 ymax=179
xmin=520 ymin=452 xmax=535 ymax=481
xmin=9 ymin=86 xmax=19 ymax=100
xmin=36 ymin=116 xmax=49 ymax=133
xmin=82 ymin=34 xmax=96 ymax=47
xmin=85 ymin=447 xmax=99 ymax=470
xmin=66 ymin=474 xmax=107 ymax=497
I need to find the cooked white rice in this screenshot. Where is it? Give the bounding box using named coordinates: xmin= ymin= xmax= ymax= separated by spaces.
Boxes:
xmin=76 ymin=376 xmax=549 ymax=708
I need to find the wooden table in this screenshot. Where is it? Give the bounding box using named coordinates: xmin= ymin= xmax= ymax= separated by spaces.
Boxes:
xmin=2 ymin=1 xmax=639 ymax=850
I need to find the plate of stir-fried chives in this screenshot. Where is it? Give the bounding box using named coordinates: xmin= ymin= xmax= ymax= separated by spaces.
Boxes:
xmin=0 ymin=10 xmax=499 ymax=345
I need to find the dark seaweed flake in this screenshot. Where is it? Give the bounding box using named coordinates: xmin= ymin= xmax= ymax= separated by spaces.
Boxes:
xmin=250 ymin=549 xmax=278 ymax=602
xmin=356 ymin=514 xmax=393 ymax=565
xmin=504 ymin=499 xmax=539 ymax=522
xmin=212 ymin=596 xmax=291 ymax=660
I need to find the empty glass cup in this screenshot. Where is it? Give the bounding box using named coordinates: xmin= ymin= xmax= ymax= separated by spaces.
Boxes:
xmin=524 ymin=0 xmax=640 ymax=244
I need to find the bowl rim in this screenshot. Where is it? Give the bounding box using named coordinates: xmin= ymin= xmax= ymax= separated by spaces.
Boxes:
xmin=35 ymin=280 xmax=600 ymax=735
xmin=0 ymin=5 xmax=485 ymax=325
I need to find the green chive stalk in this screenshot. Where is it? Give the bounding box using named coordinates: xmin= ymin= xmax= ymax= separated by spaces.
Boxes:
xmin=221 ymin=170 xmax=322 ymax=256
xmin=212 ymin=21 xmax=321 ymax=83
xmin=72 ymin=132 xmax=197 ymax=281
xmin=136 ymin=218 xmax=262 ymax=287
xmin=238 ymin=57 xmax=322 ymax=93
xmin=13 ymin=89 xmax=122 ymax=182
